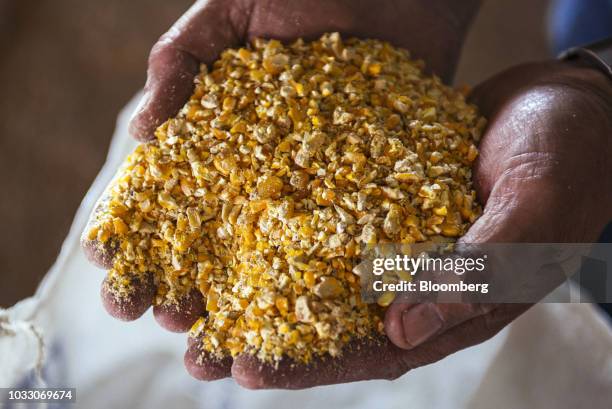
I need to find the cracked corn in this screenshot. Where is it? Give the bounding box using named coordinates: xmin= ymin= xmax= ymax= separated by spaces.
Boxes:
xmin=87 ymin=33 xmax=485 ymax=363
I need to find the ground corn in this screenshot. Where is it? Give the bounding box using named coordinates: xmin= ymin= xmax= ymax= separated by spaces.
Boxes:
xmin=89 ymin=33 xmax=484 ymax=363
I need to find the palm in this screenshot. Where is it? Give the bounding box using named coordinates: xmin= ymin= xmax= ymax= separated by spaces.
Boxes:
xmin=464 ymin=61 xmax=612 ymax=245
xmin=82 ymin=0 xmax=612 ymax=389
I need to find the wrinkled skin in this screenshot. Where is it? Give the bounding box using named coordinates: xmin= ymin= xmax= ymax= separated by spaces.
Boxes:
xmin=82 ymin=0 xmax=612 ymax=389
xmin=386 ymin=61 xmax=612 ymax=353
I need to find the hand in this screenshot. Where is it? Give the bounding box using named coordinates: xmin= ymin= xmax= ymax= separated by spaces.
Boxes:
xmin=384 ymin=60 xmax=612 ymax=370
xmin=85 ymin=0 xmax=612 ymax=390
xmin=230 ymin=61 xmax=612 ymax=388
xmin=82 ymin=0 xmax=483 ymax=387
xmin=127 ymin=0 xmax=480 ymax=141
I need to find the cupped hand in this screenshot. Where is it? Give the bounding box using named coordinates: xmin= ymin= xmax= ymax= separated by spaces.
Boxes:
xmin=83 ymin=0 xmax=612 ymax=390
xmin=230 ymin=60 xmax=612 ymax=388
xmin=89 ymin=60 xmax=611 ymax=388
xmin=82 ymin=0 xmax=481 ymax=387
xmin=128 ymin=0 xmax=480 ymax=141
xmin=384 ymin=60 xmax=612 ymax=369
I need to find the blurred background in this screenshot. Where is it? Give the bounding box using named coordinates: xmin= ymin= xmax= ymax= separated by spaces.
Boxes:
xmin=0 ymin=0 xmax=609 ymax=308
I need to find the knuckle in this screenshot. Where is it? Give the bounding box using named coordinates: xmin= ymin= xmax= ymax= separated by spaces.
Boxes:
xmin=471 ymin=302 xmax=492 ymax=316
xmin=467 ymin=303 xmax=498 ymax=322
xmin=148 ymin=40 xmax=168 ymax=61
xmin=148 ymin=37 xmax=180 ymax=69
xmin=480 ymin=311 xmax=497 ymax=333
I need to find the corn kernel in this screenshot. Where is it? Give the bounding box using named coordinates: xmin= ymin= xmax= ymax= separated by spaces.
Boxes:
xmin=113 ymin=218 xmax=129 ymax=235
xmin=303 ymin=271 xmax=315 ymax=288
xmin=377 ymin=291 xmax=396 ymax=307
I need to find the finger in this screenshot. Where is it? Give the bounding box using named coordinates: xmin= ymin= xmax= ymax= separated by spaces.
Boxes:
xmin=394 ymin=303 xmax=532 ymax=370
xmin=128 ymin=47 xmax=197 ymax=142
xmin=128 ymin=0 xmax=243 ymax=141
xmin=153 ymin=290 xmax=205 ymax=333
xmin=101 ymin=273 xmax=156 ymax=321
xmin=81 ymin=236 xmax=116 ymax=270
xmin=231 ymin=304 xmax=530 ymax=389
xmin=81 ymin=196 xmax=118 ymax=269
xmin=384 ymin=302 xmax=496 ymax=350
xmin=184 ymin=333 xmax=233 ymax=381
xmin=231 ymin=336 xmax=409 ymax=389
xmin=468 ymin=62 xmax=552 ymax=117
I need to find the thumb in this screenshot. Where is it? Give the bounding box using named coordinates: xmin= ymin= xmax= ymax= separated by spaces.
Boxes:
xmin=129 ymin=0 xmax=242 ymax=141
xmin=385 ymin=302 xmax=497 ymax=350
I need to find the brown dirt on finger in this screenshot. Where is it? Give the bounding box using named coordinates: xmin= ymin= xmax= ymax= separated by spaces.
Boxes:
xmin=184 ymin=333 xmax=233 ymax=381
xmin=231 ymin=335 xmax=409 ymax=389
xmin=153 ymin=289 xmax=206 ymax=332
xmin=82 ymin=236 xmax=117 ymax=270
xmin=100 ymin=272 xmax=156 ymax=321
xmin=81 ymin=192 xmax=117 ymax=269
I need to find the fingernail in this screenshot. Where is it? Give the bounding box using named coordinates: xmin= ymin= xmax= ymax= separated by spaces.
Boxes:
xmin=131 ymin=91 xmax=150 ymax=118
xmin=401 ymin=304 xmax=443 ymax=349
xmin=128 ymin=91 xmax=151 ymax=139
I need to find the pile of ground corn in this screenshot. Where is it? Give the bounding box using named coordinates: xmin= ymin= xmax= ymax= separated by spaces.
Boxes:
xmin=86 ymin=33 xmax=484 ymax=363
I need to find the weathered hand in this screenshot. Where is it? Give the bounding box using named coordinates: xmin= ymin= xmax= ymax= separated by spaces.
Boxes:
xmin=82 ymin=0 xmax=483 ymax=388
xmin=128 ymin=0 xmax=480 ymax=141
xmin=84 ymin=1 xmax=612 ymax=390
xmin=385 ymin=60 xmax=612 ymax=363
xmin=229 ymin=60 xmax=612 ymax=389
